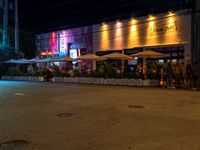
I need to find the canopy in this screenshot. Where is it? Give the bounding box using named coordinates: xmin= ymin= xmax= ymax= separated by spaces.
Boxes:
xmin=130 ymin=50 xmax=170 ymax=59
xmin=102 ymin=52 xmax=132 ymax=60
xmin=77 ymin=54 xmax=106 ymax=61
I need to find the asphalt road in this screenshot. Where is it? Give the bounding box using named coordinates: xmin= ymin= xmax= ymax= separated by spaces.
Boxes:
xmin=0 ymin=81 xmax=200 ymax=150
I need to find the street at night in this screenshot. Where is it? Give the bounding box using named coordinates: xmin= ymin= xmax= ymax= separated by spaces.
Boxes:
xmin=0 ymin=81 xmax=200 ymax=150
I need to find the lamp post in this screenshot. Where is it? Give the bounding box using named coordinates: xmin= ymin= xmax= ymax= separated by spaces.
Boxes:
xmin=2 ymin=0 xmax=8 ymax=48
xmin=15 ymin=0 xmax=19 ymax=50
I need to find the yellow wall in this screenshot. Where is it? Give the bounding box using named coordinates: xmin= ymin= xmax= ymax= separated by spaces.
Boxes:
xmin=93 ymin=10 xmax=191 ymax=53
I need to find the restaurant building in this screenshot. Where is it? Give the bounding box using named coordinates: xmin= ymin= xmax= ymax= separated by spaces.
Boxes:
xmin=36 ymin=9 xmax=192 ymax=64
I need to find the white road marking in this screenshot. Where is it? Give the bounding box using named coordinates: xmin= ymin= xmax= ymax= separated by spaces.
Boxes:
xmin=14 ymin=93 xmax=25 ymax=96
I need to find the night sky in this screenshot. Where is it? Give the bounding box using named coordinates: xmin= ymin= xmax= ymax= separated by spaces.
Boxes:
xmin=19 ymin=0 xmax=190 ymax=33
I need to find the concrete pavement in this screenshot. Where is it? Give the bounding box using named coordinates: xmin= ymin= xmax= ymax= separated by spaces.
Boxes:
xmin=0 ymin=81 xmax=200 ymax=150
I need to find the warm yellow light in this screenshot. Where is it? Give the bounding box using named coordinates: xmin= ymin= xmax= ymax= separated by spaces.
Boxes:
xmin=128 ymin=18 xmax=138 ymax=48
xmin=149 ymin=15 xmax=155 ymax=21
xmin=115 ymin=20 xmax=123 ymax=49
xmin=130 ymin=18 xmax=137 ymax=32
xmin=101 ymin=23 xmax=110 ymax=50
xmin=102 ymin=23 xmax=108 ymax=30
xmin=168 ymin=11 xmax=174 ymax=17
xmin=116 ymin=20 xmax=121 ymax=28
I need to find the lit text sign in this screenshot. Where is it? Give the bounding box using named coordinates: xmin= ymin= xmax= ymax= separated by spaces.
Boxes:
xmin=150 ymin=22 xmax=177 ymax=36
xmin=60 ymin=32 xmax=67 ymax=55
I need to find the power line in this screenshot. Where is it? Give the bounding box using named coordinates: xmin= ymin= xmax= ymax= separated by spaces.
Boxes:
xmin=24 ymin=0 xmax=188 ymax=32
xmin=35 ymin=10 xmax=189 ymax=41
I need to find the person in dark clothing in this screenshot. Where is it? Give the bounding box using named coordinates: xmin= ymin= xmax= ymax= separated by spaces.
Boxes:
xmin=165 ymin=62 xmax=173 ymax=88
xmin=44 ymin=68 xmax=52 ymax=82
xmin=186 ymin=64 xmax=193 ymax=89
xmin=192 ymin=62 xmax=198 ymax=89
xmin=173 ymin=62 xmax=181 ymax=88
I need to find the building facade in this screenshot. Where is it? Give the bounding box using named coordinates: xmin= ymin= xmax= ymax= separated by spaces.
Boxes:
xmin=36 ymin=10 xmax=192 ymax=63
xmin=36 ymin=26 xmax=92 ymax=59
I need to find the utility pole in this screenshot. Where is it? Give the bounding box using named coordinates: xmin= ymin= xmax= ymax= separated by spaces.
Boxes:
xmin=15 ymin=0 xmax=19 ymax=50
xmin=2 ymin=0 xmax=9 ymax=48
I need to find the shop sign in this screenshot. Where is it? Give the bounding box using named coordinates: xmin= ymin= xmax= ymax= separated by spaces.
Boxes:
xmin=150 ymin=22 xmax=177 ymax=36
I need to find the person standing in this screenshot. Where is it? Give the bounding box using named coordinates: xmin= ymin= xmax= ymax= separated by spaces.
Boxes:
xmin=180 ymin=62 xmax=186 ymax=86
xmin=186 ymin=63 xmax=193 ymax=89
xmin=192 ymin=62 xmax=198 ymax=89
xmin=173 ymin=62 xmax=181 ymax=88
xmin=166 ymin=62 xmax=173 ymax=88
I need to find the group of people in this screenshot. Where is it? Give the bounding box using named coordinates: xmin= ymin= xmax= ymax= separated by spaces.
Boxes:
xmin=135 ymin=61 xmax=198 ymax=89
xmin=161 ymin=61 xmax=198 ymax=89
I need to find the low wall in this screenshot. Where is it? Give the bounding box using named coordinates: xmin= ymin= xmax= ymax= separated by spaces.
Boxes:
xmin=1 ymin=76 xmax=160 ymax=87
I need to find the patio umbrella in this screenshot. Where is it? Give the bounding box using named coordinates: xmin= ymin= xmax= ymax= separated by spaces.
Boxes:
xmin=102 ymin=52 xmax=132 ymax=72
xmin=130 ymin=50 xmax=170 ymax=79
xmin=77 ymin=54 xmax=106 ymax=71
xmin=14 ymin=58 xmax=31 ymax=64
xmin=77 ymin=54 xmax=106 ymax=61
xmin=102 ymin=52 xmax=132 ymax=60
xmin=4 ymin=59 xmax=17 ymax=63
xmin=51 ymin=56 xmax=73 ymax=62
xmin=130 ymin=50 xmax=170 ymax=59
xmin=28 ymin=58 xmax=41 ymax=63
xmin=35 ymin=58 xmax=54 ymax=63
xmin=5 ymin=58 xmax=30 ymax=64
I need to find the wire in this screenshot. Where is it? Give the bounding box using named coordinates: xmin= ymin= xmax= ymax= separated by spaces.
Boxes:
xmin=22 ymin=0 xmax=148 ymax=26
xmin=35 ymin=10 xmax=189 ymax=41
xmin=23 ymin=0 xmax=188 ymax=32
xmin=34 ymin=10 xmax=190 ymax=50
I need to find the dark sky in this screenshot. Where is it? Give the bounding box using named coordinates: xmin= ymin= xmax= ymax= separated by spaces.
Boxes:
xmin=19 ymin=0 xmax=190 ymax=33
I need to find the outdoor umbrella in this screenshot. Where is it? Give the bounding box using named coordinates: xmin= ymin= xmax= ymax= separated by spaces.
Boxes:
xmin=77 ymin=54 xmax=106 ymax=61
xmin=102 ymin=52 xmax=132 ymax=60
xmin=130 ymin=50 xmax=170 ymax=59
xmin=35 ymin=58 xmax=54 ymax=63
xmin=28 ymin=58 xmax=41 ymax=63
xmin=102 ymin=52 xmax=132 ymax=72
xmin=14 ymin=58 xmax=30 ymax=64
xmin=5 ymin=58 xmax=30 ymax=64
xmin=4 ymin=59 xmax=17 ymax=63
xmin=51 ymin=56 xmax=73 ymax=62
xmin=77 ymin=54 xmax=107 ymax=71
xmin=130 ymin=50 xmax=170 ymax=79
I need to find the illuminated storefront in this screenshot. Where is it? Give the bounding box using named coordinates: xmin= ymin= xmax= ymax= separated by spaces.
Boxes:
xmin=36 ymin=26 xmax=92 ymax=59
xmin=93 ymin=10 xmax=191 ymax=63
xmin=36 ymin=10 xmax=191 ymax=63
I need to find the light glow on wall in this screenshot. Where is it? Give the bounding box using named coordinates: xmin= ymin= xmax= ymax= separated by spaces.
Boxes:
xmin=128 ymin=18 xmax=138 ymax=48
xmin=149 ymin=15 xmax=155 ymax=32
xmin=164 ymin=11 xmax=178 ymax=43
xmin=101 ymin=23 xmax=110 ymax=50
xmin=115 ymin=20 xmax=123 ymax=49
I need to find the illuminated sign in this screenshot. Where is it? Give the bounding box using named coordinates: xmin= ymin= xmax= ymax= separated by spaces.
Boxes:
xmin=150 ymin=22 xmax=177 ymax=36
xmin=60 ymin=31 xmax=67 ymax=55
xmin=69 ymin=49 xmax=78 ymax=59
